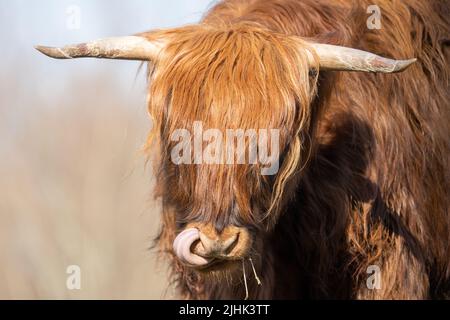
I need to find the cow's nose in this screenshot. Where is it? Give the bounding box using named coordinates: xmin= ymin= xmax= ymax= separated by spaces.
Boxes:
xmin=197 ymin=230 xmax=239 ymax=257
xmin=173 ymin=223 xmax=252 ymax=267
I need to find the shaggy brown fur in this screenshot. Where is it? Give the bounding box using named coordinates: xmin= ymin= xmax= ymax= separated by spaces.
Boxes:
xmin=146 ymin=0 xmax=450 ymax=299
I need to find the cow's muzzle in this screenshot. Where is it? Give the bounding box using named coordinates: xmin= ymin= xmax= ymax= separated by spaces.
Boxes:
xmin=173 ymin=223 xmax=252 ymax=269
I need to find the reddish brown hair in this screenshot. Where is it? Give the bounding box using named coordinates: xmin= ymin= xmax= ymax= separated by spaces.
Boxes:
xmin=148 ymin=0 xmax=449 ymax=299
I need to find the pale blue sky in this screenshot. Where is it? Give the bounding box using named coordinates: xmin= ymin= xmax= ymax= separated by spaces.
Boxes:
xmin=0 ymin=0 xmax=215 ymax=92
xmin=0 ymin=0 xmax=214 ymax=50
xmin=0 ymin=0 xmax=216 ymax=141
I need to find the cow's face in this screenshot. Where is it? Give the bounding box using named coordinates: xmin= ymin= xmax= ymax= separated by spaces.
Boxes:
xmin=147 ymin=24 xmax=317 ymax=274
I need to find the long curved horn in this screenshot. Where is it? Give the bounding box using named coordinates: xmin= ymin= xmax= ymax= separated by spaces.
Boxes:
xmin=309 ymin=43 xmax=416 ymax=73
xmin=35 ymin=36 xmax=163 ymax=61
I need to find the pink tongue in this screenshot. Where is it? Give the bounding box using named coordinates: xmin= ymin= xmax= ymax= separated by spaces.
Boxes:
xmin=173 ymin=228 xmax=210 ymax=267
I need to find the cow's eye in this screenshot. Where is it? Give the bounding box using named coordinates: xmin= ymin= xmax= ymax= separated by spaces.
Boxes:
xmin=309 ymin=68 xmax=318 ymax=78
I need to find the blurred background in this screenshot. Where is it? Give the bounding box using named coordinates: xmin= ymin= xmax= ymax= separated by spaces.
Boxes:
xmin=0 ymin=0 xmax=214 ymax=299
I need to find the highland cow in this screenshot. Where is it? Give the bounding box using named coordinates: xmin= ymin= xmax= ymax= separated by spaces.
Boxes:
xmin=36 ymin=0 xmax=449 ymax=299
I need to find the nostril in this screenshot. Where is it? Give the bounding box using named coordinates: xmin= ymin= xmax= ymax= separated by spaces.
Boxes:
xmin=199 ymin=232 xmax=218 ymax=254
xmin=221 ymin=232 xmax=239 ymax=252
xmin=198 ymin=231 xmax=239 ymax=257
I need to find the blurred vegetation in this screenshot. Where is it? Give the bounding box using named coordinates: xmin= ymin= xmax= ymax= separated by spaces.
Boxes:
xmin=0 ymin=70 xmax=173 ymax=299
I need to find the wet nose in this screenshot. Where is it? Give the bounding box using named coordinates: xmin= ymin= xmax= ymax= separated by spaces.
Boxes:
xmin=173 ymin=223 xmax=252 ymax=267
xmin=197 ymin=230 xmax=239 ymax=257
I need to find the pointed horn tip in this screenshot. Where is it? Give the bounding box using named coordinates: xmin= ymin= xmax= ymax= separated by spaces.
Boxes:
xmin=394 ymin=58 xmax=417 ymax=72
xmin=34 ymin=45 xmax=48 ymax=54
xmin=34 ymin=45 xmax=72 ymax=59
